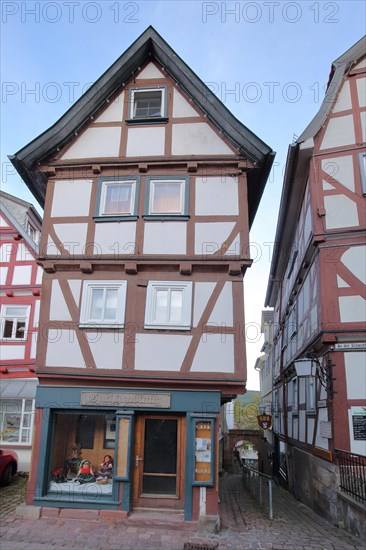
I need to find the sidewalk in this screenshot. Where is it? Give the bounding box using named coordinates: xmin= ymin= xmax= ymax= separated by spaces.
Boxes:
xmin=0 ymin=474 xmax=364 ymax=549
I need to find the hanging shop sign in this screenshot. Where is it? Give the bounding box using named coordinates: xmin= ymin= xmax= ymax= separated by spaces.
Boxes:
xmin=257 ymin=413 xmax=272 ymax=430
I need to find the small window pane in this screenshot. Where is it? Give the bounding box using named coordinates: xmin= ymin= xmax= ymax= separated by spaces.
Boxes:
xmin=15 ymin=321 xmax=26 ymax=339
xmin=134 ymin=91 xmax=162 ymax=118
xmin=152 ymin=182 xmax=182 ymax=214
xmin=105 ymin=289 xmax=118 ymax=319
xmin=104 ymin=184 xmax=132 ymax=214
xmin=24 ymin=400 xmax=33 ymax=412
xmin=22 ymin=415 xmax=31 ymax=428
xmin=3 ymin=319 xmax=14 ymax=338
xmin=21 ymin=430 xmax=30 ymax=443
xmin=5 ymin=307 xmax=27 ymax=317
xmin=155 ymin=290 xmax=168 ymax=322
xmin=170 ymin=290 xmax=183 ymax=322
xmin=90 ymin=288 xmax=104 ymax=319
xmin=3 ymin=413 xmax=21 ymax=441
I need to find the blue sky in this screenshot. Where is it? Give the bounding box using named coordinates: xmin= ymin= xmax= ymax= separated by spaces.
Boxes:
xmin=1 ymin=1 xmax=365 ymax=389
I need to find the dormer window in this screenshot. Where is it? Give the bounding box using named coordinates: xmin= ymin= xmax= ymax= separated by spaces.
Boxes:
xmin=127 ymin=87 xmax=167 ymax=123
xmin=26 ymin=221 xmax=38 ymax=243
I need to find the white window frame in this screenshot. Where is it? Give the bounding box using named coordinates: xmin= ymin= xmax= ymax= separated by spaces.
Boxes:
xmin=98 ymin=179 xmax=137 ymax=217
xmin=0 ymin=398 xmax=35 ymax=445
xmin=306 ymin=376 xmax=316 ymax=413
xmin=26 ymin=222 xmax=37 ymax=242
xmin=291 ymin=378 xmax=298 ymax=413
xmin=144 ymin=281 xmax=192 ymax=330
xmin=1 ymin=305 xmax=30 ymax=341
xmin=288 ymin=304 xmax=297 ymax=339
xmin=129 ymin=87 xmax=166 ymax=119
xmin=359 ymin=152 xmax=366 ymax=196
xmin=79 ymin=281 xmax=127 ymax=328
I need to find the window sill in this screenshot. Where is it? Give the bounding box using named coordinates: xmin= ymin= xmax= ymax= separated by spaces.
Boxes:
xmin=143 ymin=215 xmax=190 ymax=221
xmin=93 ymin=216 xmax=138 ymax=223
xmin=0 ymin=442 xmax=32 ymax=447
xmin=0 ymin=338 xmax=27 ymax=343
xmin=79 ymin=324 xmax=124 ymax=329
xmin=125 ymin=117 xmax=169 ymax=125
xmin=306 ymin=410 xmax=316 ymax=416
xmin=144 ymin=325 xmax=191 ymax=331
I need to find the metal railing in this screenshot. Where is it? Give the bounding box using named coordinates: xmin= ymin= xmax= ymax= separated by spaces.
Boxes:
xmin=335 ymin=449 xmax=366 ymax=503
xmin=240 ymin=461 xmax=274 ymax=519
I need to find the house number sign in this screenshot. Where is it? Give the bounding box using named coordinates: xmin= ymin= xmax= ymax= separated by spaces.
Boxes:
xmin=80 ymin=391 xmax=171 ymax=408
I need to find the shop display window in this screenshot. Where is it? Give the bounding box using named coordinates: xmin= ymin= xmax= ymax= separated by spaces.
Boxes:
xmin=48 ymin=412 xmax=116 ymax=497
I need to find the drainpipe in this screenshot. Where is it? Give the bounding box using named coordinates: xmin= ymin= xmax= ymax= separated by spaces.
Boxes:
xmin=278 ymin=282 xmax=292 ymax=492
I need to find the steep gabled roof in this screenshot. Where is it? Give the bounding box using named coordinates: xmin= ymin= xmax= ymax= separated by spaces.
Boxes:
xmin=0 ymin=199 xmax=39 ymax=255
xmin=265 ymin=35 xmax=366 ymax=308
xmin=9 ymin=26 xmax=274 ymax=227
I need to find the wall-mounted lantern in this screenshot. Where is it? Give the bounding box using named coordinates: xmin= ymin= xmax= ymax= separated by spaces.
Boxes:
xmin=293 ymin=356 xmax=334 ymax=399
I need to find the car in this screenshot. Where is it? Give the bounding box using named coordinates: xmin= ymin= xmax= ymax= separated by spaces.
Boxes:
xmin=0 ymin=449 xmax=18 ymax=486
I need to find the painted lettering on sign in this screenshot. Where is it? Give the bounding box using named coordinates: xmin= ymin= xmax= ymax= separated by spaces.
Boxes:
xmin=80 ymin=391 xmax=171 ymax=408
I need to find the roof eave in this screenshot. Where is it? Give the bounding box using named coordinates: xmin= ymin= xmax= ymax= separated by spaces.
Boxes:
xmin=264 ymin=35 xmax=366 ymax=308
xmin=264 ymin=139 xmax=313 ymax=307
xmin=0 ymin=202 xmax=39 ymax=255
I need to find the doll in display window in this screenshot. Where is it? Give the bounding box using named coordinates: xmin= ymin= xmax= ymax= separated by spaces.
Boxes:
xmin=74 ymin=459 xmax=95 ymax=484
xmin=96 ymin=454 xmax=113 ymax=484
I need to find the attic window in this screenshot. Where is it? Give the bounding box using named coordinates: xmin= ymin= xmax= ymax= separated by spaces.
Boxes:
xmin=127 ymin=87 xmax=167 ymax=123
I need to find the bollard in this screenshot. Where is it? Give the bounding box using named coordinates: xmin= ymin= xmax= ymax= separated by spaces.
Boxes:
xmin=268 ymin=479 xmax=273 ymax=520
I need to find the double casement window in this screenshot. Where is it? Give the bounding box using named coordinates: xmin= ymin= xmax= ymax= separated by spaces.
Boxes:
xmin=128 ymin=87 xmax=167 ymax=121
xmin=1 ymin=305 xmax=30 ymax=341
xmin=145 ymin=177 xmax=189 ymax=219
xmin=79 ymin=281 xmax=127 ymax=328
xmin=145 ymin=281 xmax=192 ymax=330
xmin=95 ymin=177 xmax=139 ymax=221
xmin=0 ymin=399 xmax=35 ymax=444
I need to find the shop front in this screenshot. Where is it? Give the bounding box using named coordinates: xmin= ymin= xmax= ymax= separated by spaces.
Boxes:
xmin=29 ymin=386 xmax=220 ymax=521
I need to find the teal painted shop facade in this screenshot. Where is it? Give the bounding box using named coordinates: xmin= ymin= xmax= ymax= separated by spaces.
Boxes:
xmin=31 ymin=386 xmax=220 ymax=520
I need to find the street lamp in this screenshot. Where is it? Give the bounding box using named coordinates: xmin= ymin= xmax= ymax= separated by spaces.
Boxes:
xmin=293 ymin=356 xmax=334 ymax=399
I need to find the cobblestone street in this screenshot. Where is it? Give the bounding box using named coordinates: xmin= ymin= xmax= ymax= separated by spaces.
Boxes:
xmin=0 ymin=475 xmax=28 ymax=520
xmin=0 ymin=474 xmax=364 ymax=549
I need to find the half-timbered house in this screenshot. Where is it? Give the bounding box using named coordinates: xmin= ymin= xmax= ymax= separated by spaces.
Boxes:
xmin=264 ymin=36 xmax=366 ymax=536
xmin=10 ymin=27 xmax=274 ymax=521
xmin=0 ymin=191 xmax=42 ymax=472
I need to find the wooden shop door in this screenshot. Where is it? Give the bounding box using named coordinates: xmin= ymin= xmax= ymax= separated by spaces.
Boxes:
xmin=133 ymin=414 xmax=185 ymax=510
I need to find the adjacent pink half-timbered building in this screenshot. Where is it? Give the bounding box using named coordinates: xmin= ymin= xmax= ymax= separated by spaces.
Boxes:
xmin=265 ymin=36 xmax=366 ymax=536
xmin=0 ymin=191 xmax=42 ymax=472
xmin=10 ymin=28 xmax=274 ymax=520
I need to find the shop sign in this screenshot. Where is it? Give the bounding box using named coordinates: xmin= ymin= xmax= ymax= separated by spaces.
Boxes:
xmin=257 ymin=413 xmax=272 ymax=430
xmin=81 ymin=391 xmax=171 ymax=408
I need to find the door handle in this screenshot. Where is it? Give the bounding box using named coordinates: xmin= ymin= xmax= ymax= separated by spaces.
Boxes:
xmin=135 ymin=455 xmax=143 ymax=467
